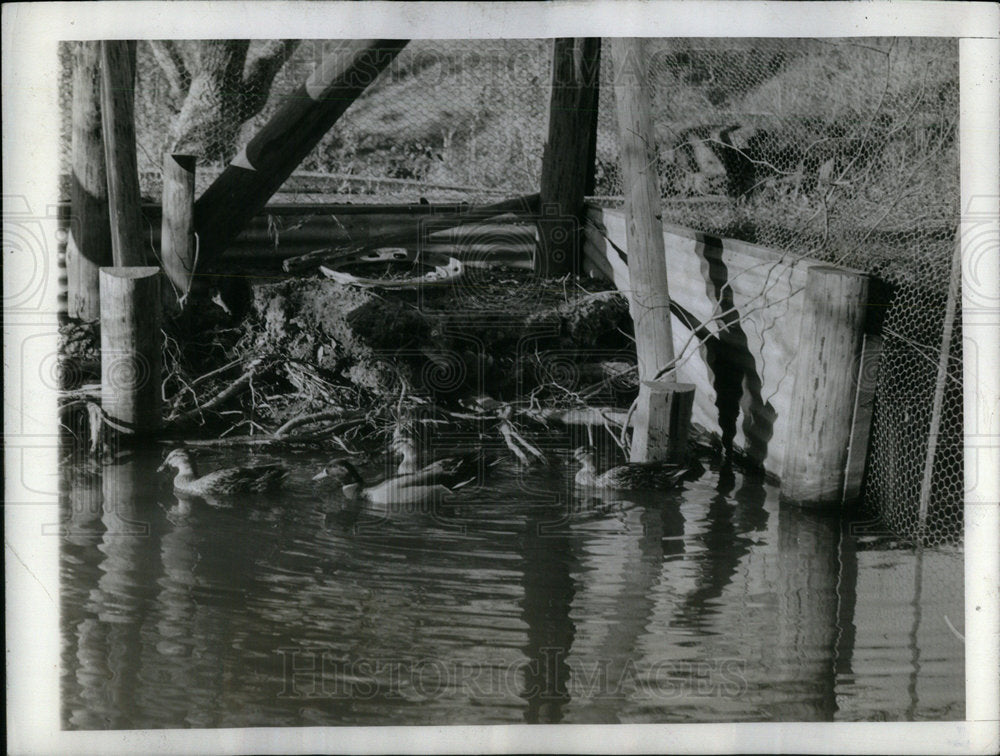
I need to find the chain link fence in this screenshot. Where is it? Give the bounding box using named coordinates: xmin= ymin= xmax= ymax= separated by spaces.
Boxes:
xmin=58 ymin=38 xmax=962 ymax=543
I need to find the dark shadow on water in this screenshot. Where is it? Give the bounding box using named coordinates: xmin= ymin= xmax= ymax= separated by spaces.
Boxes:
xmin=673 ymin=466 xmax=767 ymax=632
xmin=519 ymin=506 xmax=577 ymax=724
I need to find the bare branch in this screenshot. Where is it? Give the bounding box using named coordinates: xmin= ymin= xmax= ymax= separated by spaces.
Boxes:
xmin=147 ymin=40 xmax=190 ymax=105
xmin=240 ymin=39 xmax=301 ymax=119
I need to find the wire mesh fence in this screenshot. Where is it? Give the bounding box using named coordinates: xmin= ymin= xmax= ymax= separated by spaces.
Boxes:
xmin=58 ymin=37 xmax=962 ymax=543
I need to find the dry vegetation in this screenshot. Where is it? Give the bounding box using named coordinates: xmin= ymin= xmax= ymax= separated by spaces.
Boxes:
xmin=57 ymin=38 xmax=959 ymax=460
xmin=56 ymin=37 xmax=957 ymax=282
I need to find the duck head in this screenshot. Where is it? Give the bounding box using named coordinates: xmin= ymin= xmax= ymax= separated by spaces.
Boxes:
xmin=158 ymin=448 xmax=196 ymax=475
xmin=313 ymin=459 xmax=365 ymax=498
xmin=572 ymin=446 xmax=597 ymax=469
xmin=391 ymin=434 xmax=419 ymax=462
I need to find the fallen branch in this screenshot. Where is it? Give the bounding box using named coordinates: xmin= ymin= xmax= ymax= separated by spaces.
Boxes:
xmin=59 ymin=384 xmax=102 ymax=403
xmin=273 ymin=409 xmax=361 ymax=438
xmin=188 ymin=357 xmax=245 ymax=389
xmin=169 ymin=358 xmax=263 ymax=422
xmin=167 ymin=433 xmax=335 ymax=448
xmin=498 ymin=416 xmax=546 ymax=465
xmin=499 ymin=421 xmax=531 ymax=465
xmin=521 ymin=406 xmax=632 ymax=427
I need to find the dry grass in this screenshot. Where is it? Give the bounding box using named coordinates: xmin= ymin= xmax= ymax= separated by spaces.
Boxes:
xmin=59 ymin=38 xmax=958 ymax=285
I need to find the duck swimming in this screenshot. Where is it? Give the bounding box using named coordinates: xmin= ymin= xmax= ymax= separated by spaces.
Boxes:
xmin=391 ymin=435 xmax=489 ymax=478
xmin=572 ymin=446 xmax=694 ymax=490
xmin=313 ymin=457 xmax=475 ymax=506
xmin=157 ymin=448 xmax=288 ymax=499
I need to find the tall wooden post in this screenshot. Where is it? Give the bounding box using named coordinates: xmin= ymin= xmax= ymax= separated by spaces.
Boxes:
xmin=781 ymin=266 xmax=869 ymax=506
xmin=194 ymin=40 xmax=408 ymax=267
xmin=66 ymin=41 xmax=111 ymax=321
xmin=611 ymin=38 xmax=690 ymax=462
xmin=536 ymin=38 xmax=601 ymax=277
xmin=100 ymin=267 xmax=162 ymax=436
xmin=160 ymin=154 xmax=197 ymax=312
xmin=99 ymin=40 xmax=145 ymax=268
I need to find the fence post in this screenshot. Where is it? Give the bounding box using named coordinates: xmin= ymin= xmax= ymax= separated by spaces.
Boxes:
xmin=99 ymin=40 xmax=145 ymax=268
xmin=611 ymin=38 xmax=689 ymax=463
xmin=66 ymin=41 xmax=111 ymax=321
xmin=536 ymin=37 xmax=601 ymax=277
xmin=781 ymin=265 xmax=870 ymax=506
xmin=918 ymin=238 xmax=962 ymax=529
xmin=161 ymin=154 xmax=197 ymax=312
xmin=100 ymin=267 xmax=162 ymax=436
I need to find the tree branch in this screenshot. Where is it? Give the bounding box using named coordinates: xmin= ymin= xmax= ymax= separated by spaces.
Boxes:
xmin=240 ymin=40 xmax=301 ymax=120
xmin=147 ymin=40 xmax=191 ymax=105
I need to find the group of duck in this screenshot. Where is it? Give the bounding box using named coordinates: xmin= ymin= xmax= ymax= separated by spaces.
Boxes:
xmin=157 ymin=432 xmax=701 ymax=505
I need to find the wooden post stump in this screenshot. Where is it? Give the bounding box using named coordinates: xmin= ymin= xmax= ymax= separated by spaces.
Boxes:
xmin=100 ymin=267 xmax=162 ymax=436
xmin=781 ymin=265 xmax=869 ymax=506
xmin=66 ymin=41 xmax=111 ymax=321
xmin=629 ymin=381 xmax=695 ymax=463
xmin=161 ymin=154 xmax=197 ymax=312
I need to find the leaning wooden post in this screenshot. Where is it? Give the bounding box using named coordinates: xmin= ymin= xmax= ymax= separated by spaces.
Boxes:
xmin=536 ymin=38 xmax=601 ymax=277
xmin=160 ymin=154 xmax=197 ymax=312
xmin=100 ymin=267 xmax=162 ymax=436
xmin=611 ymin=38 xmax=692 ymax=462
xmin=194 ymin=40 xmax=408 ymax=267
xmin=99 ymin=40 xmax=145 ymax=267
xmin=781 ymin=266 xmax=870 ymax=506
xmin=66 ymin=41 xmax=111 ymax=321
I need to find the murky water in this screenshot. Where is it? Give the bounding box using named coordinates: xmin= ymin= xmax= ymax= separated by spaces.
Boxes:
xmin=60 ymin=446 xmax=964 ymax=728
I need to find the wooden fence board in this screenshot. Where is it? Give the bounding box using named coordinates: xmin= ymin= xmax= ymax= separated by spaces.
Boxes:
xmin=583 ymin=204 xmax=855 ymax=475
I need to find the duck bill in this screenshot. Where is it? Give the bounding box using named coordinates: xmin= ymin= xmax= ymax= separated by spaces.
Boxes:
xmin=156 ymin=462 xmax=167 ymax=473
xmin=312 ymin=469 xmax=329 ymax=481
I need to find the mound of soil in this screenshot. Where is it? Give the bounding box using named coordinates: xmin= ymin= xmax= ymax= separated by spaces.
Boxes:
xmin=245 ymin=265 xmax=636 ymax=404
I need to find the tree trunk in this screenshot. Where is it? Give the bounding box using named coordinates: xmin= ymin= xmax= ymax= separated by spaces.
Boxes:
xmin=100 ymin=40 xmax=146 ymax=267
xmin=66 ymin=41 xmax=111 ymax=320
xmin=194 ymin=40 xmax=408 ymax=266
xmin=167 ymin=40 xmax=248 ymax=162
xmin=157 ymin=40 xmax=301 ymax=164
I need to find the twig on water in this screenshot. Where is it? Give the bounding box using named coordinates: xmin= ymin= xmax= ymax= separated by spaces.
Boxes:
xmin=273 ymin=410 xmax=360 ymax=438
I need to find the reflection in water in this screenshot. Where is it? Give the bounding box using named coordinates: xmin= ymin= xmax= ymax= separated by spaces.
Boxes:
xmin=906 ymin=546 xmax=925 ymax=720
xmin=768 ymin=505 xmax=841 ymax=721
xmin=834 ymin=517 xmax=859 ymax=682
xmin=674 ymin=466 xmax=749 ymax=632
xmin=568 ymin=489 xmax=684 ymax=724
xmin=520 ymin=506 xmax=577 ymax=723
xmin=60 ymin=449 xmax=964 ymax=727
xmin=72 ymin=455 xmax=161 ymax=729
